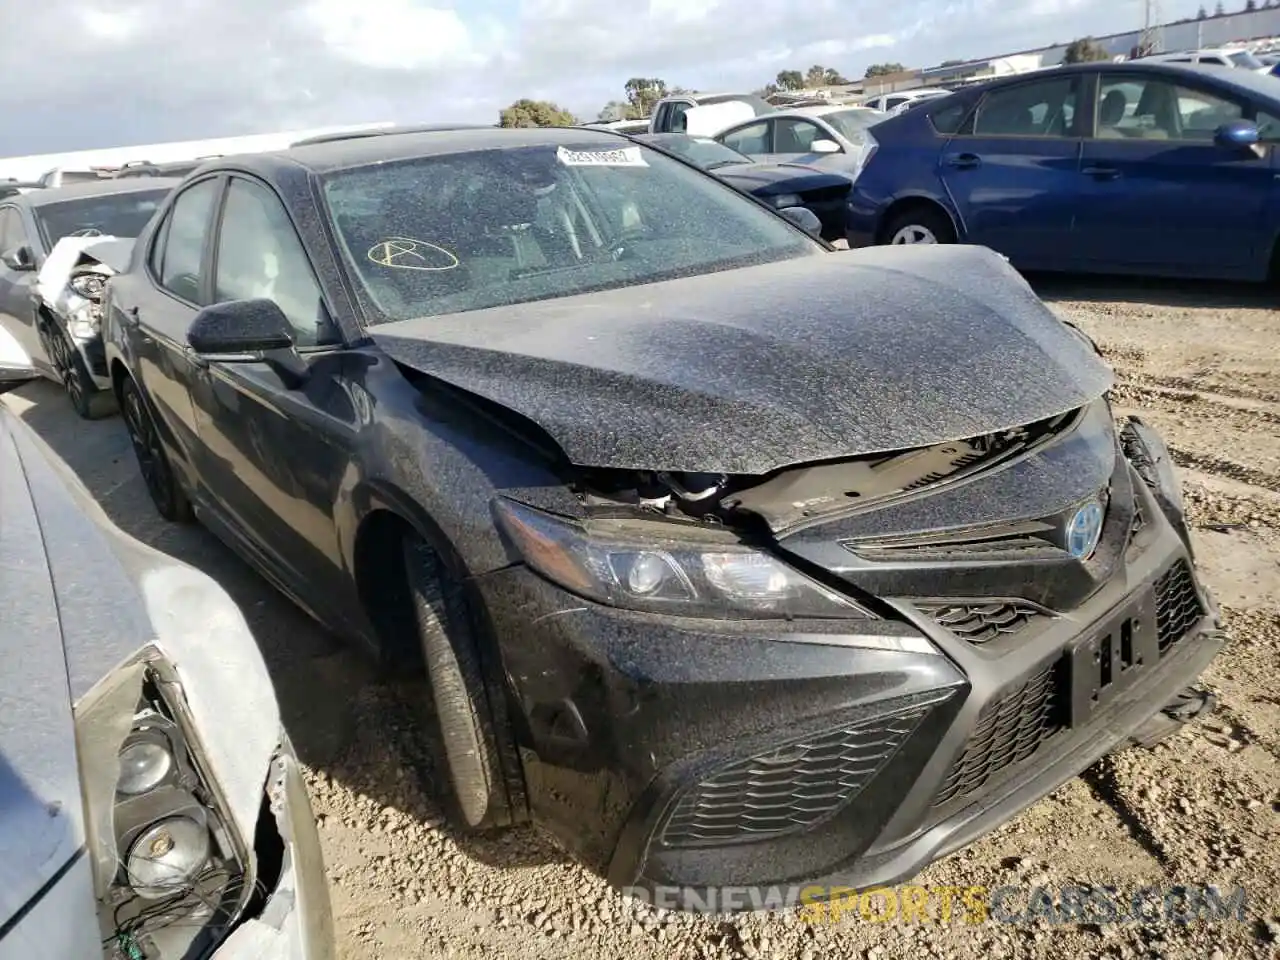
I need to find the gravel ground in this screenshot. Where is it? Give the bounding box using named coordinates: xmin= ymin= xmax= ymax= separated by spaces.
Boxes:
xmin=7 ymin=273 xmax=1278 ymax=960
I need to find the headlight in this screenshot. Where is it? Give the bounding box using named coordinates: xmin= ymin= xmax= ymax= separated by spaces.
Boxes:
xmin=74 ymin=651 xmax=252 ymax=956
xmin=67 ymin=301 xmax=100 ymax=340
xmin=769 ymin=193 xmax=803 ymax=209
xmin=493 ymin=498 xmax=872 ymax=619
xmin=69 ymin=272 xmax=107 ymax=300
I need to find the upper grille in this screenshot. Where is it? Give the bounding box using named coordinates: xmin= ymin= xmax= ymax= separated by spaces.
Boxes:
xmin=934 ymin=661 xmax=1064 ymax=808
xmin=661 ymin=705 xmax=932 ymax=847
xmin=1155 ymin=560 xmax=1204 ymax=653
xmin=922 ymin=600 xmax=1046 ymax=644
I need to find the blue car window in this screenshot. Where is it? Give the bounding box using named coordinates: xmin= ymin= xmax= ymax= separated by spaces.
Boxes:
xmin=1257 ymin=109 xmax=1280 ymax=143
xmin=1095 ymin=76 xmax=1244 ymax=141
xmin=971 ymin=78 xmax=1077 ymax=137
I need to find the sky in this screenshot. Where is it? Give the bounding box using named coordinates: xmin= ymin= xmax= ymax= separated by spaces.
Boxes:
xmin=0 ymin=0 xmax=1231 ymax=155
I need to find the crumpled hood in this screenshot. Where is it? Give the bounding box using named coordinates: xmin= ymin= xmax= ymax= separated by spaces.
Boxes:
xmin=715 ymin=162 xmax=852 ymax=196
xmin=0 ymin=407 xmax=279 ymax=930
xmin=34 ymin=235 xmax=128 ymax=312
xmin=373 ymin=244 xmax=1113 ymax=474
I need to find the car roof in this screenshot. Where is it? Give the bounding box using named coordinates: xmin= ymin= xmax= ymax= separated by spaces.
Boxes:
xmin=18 ymin=177 xmax=181 ymax=208
xmin=959 ymin=60 xmax=1280 ymax=104
xmin=199 ymin=126 xmax=639 ymax=179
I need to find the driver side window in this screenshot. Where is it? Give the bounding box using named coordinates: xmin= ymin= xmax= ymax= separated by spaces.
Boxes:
xmin=773 ymin=119 xmax=827 ymax=153
xmin=154 ymin=178 xmax=220 ymax=304
xmin=720 ymin=121 xmax=769 ymax=154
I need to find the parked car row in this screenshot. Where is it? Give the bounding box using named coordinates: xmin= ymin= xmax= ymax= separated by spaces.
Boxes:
xmin=0 ymin=122 xmax=1224 ymax=925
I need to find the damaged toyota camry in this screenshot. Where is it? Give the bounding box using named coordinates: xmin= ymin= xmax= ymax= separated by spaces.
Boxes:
xmin=101 ymin=126 xmax=1222 ymax=903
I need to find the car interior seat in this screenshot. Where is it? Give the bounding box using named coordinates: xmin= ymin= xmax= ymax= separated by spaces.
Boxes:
xmin=1097 ymin=90 xmax=1129 ymax=137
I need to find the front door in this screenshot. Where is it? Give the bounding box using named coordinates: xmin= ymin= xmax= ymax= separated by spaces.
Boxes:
xmin=189 ymin=175 xmax=359 ymax=618
xmin=0 ymin=205 xmax=47 ymax=371
xmin=939 ymin=74 xmax=1085 ymax=269
xmin=1074 ymin=72 xmax=1274 ymax=278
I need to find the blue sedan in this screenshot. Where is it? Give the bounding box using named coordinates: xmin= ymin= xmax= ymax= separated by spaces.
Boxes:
xmin=846 ymin=62 xmax=1280 ymax=282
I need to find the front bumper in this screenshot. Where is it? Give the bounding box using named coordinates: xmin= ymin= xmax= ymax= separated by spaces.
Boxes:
xmin=478 ymin=454 xmax=1221 ymax=900
xmin=215 ymin=736 xmax=334 ymax=958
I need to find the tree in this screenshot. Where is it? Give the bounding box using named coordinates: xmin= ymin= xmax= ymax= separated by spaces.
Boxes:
xmin=597 ymin=100 xmax=630 ymax=122
xmin=865 ymin=62 xmax=906 ymax=78
xmin=1063 ymin=37 xmax=1111 ymax=63
xmin=623 ymin=77 xmax=668 ymax=119
xmin=1197 ymin=4 xmax=1207 ymax=16
xmin=805 ymin=64 xmax=847 ymax=87
xmin=1246 ymin=0 xmax=1257 ymax=10
xmin=499 ymin=99 xmax=577 ymax=128
xmin=1214 ymin=1 xmax=1224 ymax=13
xmin=776 ymin=69 xmax=804 ymax=90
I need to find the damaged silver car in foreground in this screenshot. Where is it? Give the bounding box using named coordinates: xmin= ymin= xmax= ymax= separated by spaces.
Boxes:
xmin=0 ymin=329 xmax=332 ymax=957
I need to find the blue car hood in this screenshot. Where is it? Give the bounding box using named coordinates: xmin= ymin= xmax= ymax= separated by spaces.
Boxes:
xmin=372 ymin=244 xmax=1114 ymax=475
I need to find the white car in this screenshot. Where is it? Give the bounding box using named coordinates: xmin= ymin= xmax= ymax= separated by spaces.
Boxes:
xmin=859 ymin=88 xmax=953 ymax=114
xmin=713 ymin=104 xmax=884 ymax=178
xmin=0 ymin=329 xmax=333 ymax=959
xmin=1137 ymin=47 xmax=1272 ymax=75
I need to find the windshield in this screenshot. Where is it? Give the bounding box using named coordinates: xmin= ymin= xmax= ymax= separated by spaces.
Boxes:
xmin=322 ymin=142 xmax=819 ymax=324
xmin=820 ymin=109 xmax=882 ymax=142
xmin=1227 ymin=50 xmax=1264 ymax=69
xmin=649 ymin=135 xmax=752 ymax=169
xmin=35 ymin=190 xmax=168 ymax=248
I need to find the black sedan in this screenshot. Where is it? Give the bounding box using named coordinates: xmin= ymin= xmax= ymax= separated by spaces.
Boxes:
xmin=637 ymin=132 xmax=853 ymax=242
xmin=101 ymin=126 xmax=1220 ymax=904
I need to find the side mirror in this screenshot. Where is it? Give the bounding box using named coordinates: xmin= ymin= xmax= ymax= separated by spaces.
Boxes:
xmin=0 ymin=324 xmax=39 ymax=395
xmin=187 ymin=299 xmax=294 ymax=355
xmin=1214 ymin=120 xmax=1260 ymax=149
xmin=1 ymin=244 xmax=35 ymax=272
xmin=779 ymin=205 xmax=823 ymax=238
xmin=810 ymin=139 xmax=842 ymax=154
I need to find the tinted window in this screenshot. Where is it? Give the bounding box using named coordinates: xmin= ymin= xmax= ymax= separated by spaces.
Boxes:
xmin=885 ymin=96 xmax=909 ymax=109
xmin=720 ymin=121 xmax=769 ymax=153
xmin=0 ymin=207 xmax=26 ymax=253
xmin=929 ymin=99 xmax=971 ymax=134
xmin=213 ymin=178 xmax=334 ymax=346
xmin=971 ymin=78 xmax=1078 ymax=137
xmin=1095 ymin=76 xmax=1242 ymax=140
xmin=155 ymin=178 xmax=220 ymax=304
xmin=1257 ymin=109 xmax=1280 ymax=143
xmin=34 ymin=189 xmax=168 ymax=249
xmin=773 ymin=119 xmax=825 ymax=152
xmin=668 ymin=102 xmax=691 ymax=132
xmin=820 ymin=109 xmax=880 ymax=143
xmin=321 ymin=141 xmax=818 ymax=323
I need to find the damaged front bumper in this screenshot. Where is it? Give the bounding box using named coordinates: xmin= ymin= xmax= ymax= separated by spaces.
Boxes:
xmin=476 ymin=416 xmax=1222 ymax=901
xmin=216 ymin=735 xmax=334 ymax=959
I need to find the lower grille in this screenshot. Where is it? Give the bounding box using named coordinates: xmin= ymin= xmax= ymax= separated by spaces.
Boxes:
xmin=661 ymin=705 xmax=932 ymax=847
xmin=1155 ymin=560 xmax=1203 ymax=652
xmin=923 ymin=600 xmax=1046 ymax=644
xmin=934 ymin=661 xmax=1064 ymax=808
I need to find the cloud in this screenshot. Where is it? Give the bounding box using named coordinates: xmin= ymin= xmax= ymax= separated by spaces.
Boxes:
xmin=0 ymin=0 xmax=1214 ymax=156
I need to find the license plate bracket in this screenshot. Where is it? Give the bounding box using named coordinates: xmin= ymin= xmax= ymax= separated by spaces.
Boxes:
xmin=1066 ymin=590 xmax=1161 ymax=728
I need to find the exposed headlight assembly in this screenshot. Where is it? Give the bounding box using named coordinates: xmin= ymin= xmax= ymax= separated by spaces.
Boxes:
xmin=494 ymin=499 xmax=873 ymax=619
xmin=75 ymin=649 xmax=252 ymax=958
xmin=69 ymin=271 xmax=108 ymax=301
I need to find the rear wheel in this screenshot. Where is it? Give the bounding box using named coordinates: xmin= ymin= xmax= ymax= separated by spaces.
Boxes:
xmin=119 ymin=375 xmax=194 ymax=523
xmin=403 ymin=535 xmax=525 ymax=831
xmin=883 ymin=205 xmax=956 ymax=246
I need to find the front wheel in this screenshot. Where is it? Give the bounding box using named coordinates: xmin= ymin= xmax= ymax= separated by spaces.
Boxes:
xmin=883 ymin=206 xmax=956 ymax=246
xmin=403 ymin=535 xmax=525 ymax=832
xmin=119 ymin=375 xmax=194 ymax=523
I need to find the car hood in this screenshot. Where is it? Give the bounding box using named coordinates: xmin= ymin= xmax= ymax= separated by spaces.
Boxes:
xmin=0 ymin=407 xmax=280 ymax=930
xmin=34 ymin=236 xmax=133 ymax=313
xmin=372 ymin=244 xmax=1114 ymax=475
xmin=714 ymin=162 xmax=852 ymax=195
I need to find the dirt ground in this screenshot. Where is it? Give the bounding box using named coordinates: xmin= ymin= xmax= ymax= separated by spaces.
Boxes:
xmin=7 ymin=275 xmax=1278 ymax=960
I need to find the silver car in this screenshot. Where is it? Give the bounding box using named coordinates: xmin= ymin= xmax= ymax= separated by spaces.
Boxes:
xmin=713 ymin=105 xmax=883 ymax=178
xmin=0 ymin=328 xmax=333 ymax=958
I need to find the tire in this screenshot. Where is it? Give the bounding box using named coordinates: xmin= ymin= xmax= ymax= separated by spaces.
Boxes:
xmin=882 ymin=205 xmax=956 ymax=246
xmin=119 ymin=375 xmax=194 ymax=523
xmin=403 ymin=535 xmax=526 ymax=832
xmin=39 ymin=320 xmax=111 ymax=419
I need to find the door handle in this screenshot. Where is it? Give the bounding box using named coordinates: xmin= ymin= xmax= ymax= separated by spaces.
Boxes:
xmin=947 ymin=153 xmax=982 ymax=169
xmin=1083 ymin=166 xmax=1121 ymax=181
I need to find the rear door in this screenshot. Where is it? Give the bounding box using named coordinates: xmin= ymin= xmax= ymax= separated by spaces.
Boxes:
xmin=1073 ymin=70 xmax=1273 ymax=278
xmin=110 ymin=175 xmax=224 ymax=487
xmin=939 ymin=74 xmax=1085 ymax=268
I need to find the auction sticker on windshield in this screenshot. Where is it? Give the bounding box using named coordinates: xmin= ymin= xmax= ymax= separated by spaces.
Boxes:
xmin=556 ymin=146 xmax=648 ymax=167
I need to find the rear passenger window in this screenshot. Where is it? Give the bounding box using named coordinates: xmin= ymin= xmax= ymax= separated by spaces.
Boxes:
xmin=929 ymin=100 xmax=971 ymax=135
xmin=971 ymin=78 xmax=1078 ymax=137
xmin=720 ymin=121 xmax=769 ymax=154
xmin=154 ymin=178 xmax=220 ymax=304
